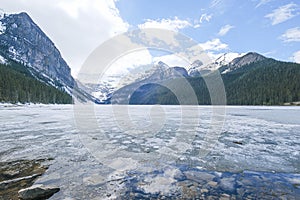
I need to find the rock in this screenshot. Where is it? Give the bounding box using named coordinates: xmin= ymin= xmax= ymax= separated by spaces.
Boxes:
xmin=233 ymin=141 xmax=243 ymax=145
xmin=219 ymin=177 xmax=236 ymax=192
xmin=0 ymin=159 xmax=49 ymax=200
xmin=18 ymin=184 xmax=60 ymax=200
xmin=208 ymin=181 xmax=218 ymax=187
xmin=201 ymin=188 xmax=208 ymax=193
xmin=220 ymin=193 xmax=231 ymax=200
xmin=184 ymin=171 xmax=215 ymax=183
xmin=2 ymin=170 xmax=20 ymax=178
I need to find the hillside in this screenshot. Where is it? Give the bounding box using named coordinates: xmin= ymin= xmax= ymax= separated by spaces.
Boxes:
xmin=110 ymin=56 xmax=300 ymax=105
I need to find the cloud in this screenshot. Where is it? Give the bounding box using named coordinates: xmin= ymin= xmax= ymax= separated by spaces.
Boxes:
xmin=199 ymin=13 xmax=212 ymax=23
xmin=210 ymin=0 xmax=222 ymax=9
xmin=255 ymin=0 xmax=273 ymax=8
xmin=138 ymin=17 xmax=192 ymax=31
xmin=0 ymin=0 xmax=129 ymax=77
xmin=218 ymin=24 xmax=234 ymax=36
xmin=106 ymin=49 xmax=153 ymax=75
xmin=153 ymin=54 xmax=189 ymax=67
xmin=292 ymin=51 xmax=300 ymax=63
xmin=280 ymin=27 xmax=300 ymax=42
xmin=200 ymin=38 xmax=228 ymax=51
xmin=265 ymin=3 xmax=299 ymax=25
xmin=193 ymin=13 xmax=212 ymax=28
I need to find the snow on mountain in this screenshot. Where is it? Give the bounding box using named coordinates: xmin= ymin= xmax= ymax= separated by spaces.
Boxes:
xmin=86 ymin=52 xmax=253 ymax=103
xmin=0 ymin=12 xmax=74 ymax=88
xmin=0 ymin=55 xmax=6 ymax=64
xmin=187 ymin=52 xmax=245 ymax=76
xmin=220 ymin=52 xmax=267 ymax=74
xmin=0 ymin=21 xmax=6 ymax=34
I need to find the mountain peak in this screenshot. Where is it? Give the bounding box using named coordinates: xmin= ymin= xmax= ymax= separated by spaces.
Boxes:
xmin=220 ymin=52 xmax=267 ymax=74
xmin=229 ymin=52 xmax=266 ymax=67
xmin=0 ymin=11 xmax=74 ymax=87
xmin=156 ymin=61 xmax=169 ymax=69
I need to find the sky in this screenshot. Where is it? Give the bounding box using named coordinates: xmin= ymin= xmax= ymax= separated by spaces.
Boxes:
xmin=0 ymin=0 xmax=300 ymax=77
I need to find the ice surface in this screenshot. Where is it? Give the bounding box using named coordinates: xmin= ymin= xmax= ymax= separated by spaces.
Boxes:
xmin=0 ymin=105 xmax=299 ymax=198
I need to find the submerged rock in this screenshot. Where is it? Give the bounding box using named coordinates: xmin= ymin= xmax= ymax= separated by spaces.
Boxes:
xmin=18 ymin=184 xmax=60 ymax=200
xmin=0 ymin=159 xmax=50 ymax=200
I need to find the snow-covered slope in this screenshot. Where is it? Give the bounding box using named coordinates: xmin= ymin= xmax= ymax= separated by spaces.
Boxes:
xmin=188 ymin=52 xmax=245 ymax=76
xmin=220 ymin=52 xmax=267 ymax=74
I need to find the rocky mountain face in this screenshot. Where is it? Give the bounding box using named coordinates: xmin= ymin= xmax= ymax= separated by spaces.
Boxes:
xmin=0 ymin=12 xmax=74 ymax=90
xmin=220 ymin=52 xmax=266 ymax=74
xmin=107 ymin=61 xmax=189 ymax=104
xmin=94 ymin=53 xmax=256 ymax=103
xmin=86 ymin=61 xmax=189 ymax=103
xmin=106 ymin=52 xmax=300 ymax=105
xmin=188 ymin=52 xmax=244 ymax=76
xmin=147 ymin=61 xmax=189 ymax=81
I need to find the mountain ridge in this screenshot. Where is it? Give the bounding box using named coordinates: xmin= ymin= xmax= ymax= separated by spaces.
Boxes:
xmin=0 ymin=12 xmax=74 ymax=91
xmin=107 ymin=53 xmax=300 ymax=105
xmin=0 ymin=11 xmax=95 ymax=103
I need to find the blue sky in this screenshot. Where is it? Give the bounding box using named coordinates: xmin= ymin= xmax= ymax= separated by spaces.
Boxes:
xmin=1 ymin=0 xmax=299 ymax=76
xmin=116 ymin=0 xmax=300 ymax=62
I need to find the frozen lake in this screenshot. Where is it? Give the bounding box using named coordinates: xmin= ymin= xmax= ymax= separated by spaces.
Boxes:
xmin=0 ymin=104 xmax=299 ymax=199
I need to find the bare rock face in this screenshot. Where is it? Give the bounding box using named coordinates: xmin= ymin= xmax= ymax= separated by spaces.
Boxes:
xmin=0 ymin=12 xmax=74 ymax=88
xmin=227 ymin=52 xmax=266 ymax=70
xmin=18 ymin=184 xmax=60 ymax=200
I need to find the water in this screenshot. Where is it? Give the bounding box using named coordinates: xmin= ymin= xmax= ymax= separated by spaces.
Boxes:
xmin=0 ymin=104 xmax=299 ymax=199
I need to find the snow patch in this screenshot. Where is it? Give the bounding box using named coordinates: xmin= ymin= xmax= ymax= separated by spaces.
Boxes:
xmin=12 ymin=23 xmax=18 ymax=28
xmin=0 ymin=55 xmax=7 ymax=64
xmin=0 ymin=9 xmax=6 ymax=20
xmin=0 ymin=21 xmax=6 ymax=35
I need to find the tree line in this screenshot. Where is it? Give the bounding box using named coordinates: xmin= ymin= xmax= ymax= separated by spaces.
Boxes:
xmin=0 ymin=62 xmax=72 ymax=104
xmin=128 ymin=59 xmax=300 ymax=105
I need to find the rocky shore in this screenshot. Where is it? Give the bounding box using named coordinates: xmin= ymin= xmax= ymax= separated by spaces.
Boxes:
xmin=0 ymin=159 xmax=59 ymax=200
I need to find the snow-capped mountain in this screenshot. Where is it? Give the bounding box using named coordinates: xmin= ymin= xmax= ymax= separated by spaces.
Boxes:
xmin=188 ymin=52 xmax=245 ymax=76
xmin=220 ymin=52 xmax=267 ymax=74
xmin=87 ymin=53 xmax=251 ymax=103
xmin=84 ymin=61 xmax=189 ymax=103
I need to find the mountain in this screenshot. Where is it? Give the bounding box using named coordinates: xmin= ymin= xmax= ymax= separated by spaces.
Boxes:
xmin=0 ymin=12 xmax=93 ymax=103
xmin=85 ymin=53 xmax=244 ymax=102
xmin=220 ymin=52 xmax=267 ymax=74
xmin=83 ymin=61 xmax=189 ymax=104
xmin=108 ymin=53 xmax=300 ymax=105
xmin=0 ymin=12 xmax=74 ymax=90
xmin=188 ymin=52 xmax=244 ymax=76
xmin=108 ymin=61 xmax=189 ymax=104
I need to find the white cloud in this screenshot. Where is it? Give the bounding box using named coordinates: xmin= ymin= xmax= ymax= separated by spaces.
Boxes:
xmin=0 ymin=0 xmax=129 ymax=77
xmin=153 ymin=54 xmax=189 ymax=67
xmin=265 ymin=3 xmax=299 ymax=25
xmin=218 ymin=24 xmax=234 ymax=36
xmin=193 ymin=13 xmax=212 ymax=28
xmin=138 ymin=17 xmax=192 ymax=31
xmin=200 ymin=38 xmax=228 ymax=51
xmin=280 ymin=27 xmax=300 ymax=42
xmin=107 ymin=49 xmax=153 ymax=75
xmin=210 ymin=0 xmax=222 ymax=9
xmin=199 ymin=13 xmax=212 ymax=23
xmin=255 ymin=0 xmax=273 ymax=8
xmin=292 ymin=51 xmax=300 ymax=63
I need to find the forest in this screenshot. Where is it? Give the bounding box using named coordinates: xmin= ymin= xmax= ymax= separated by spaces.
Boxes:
xmin=0 ymin=61 xmax=72 ymax=104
